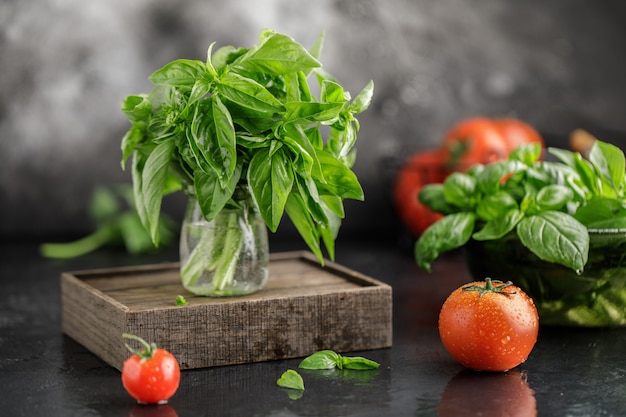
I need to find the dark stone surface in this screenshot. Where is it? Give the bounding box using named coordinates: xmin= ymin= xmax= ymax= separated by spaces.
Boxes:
xmin=1 ymin=240 xmax=625 ymax=416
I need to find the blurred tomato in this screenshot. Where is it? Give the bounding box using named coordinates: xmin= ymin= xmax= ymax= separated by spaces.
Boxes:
xmin=440 ymin=117 xmax=544 ymax=172
xmin=393 ymin=149 xmax=447 ymax=236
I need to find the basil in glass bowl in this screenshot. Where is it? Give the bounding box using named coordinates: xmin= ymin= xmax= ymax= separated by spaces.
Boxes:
xmin=464 ymin=229 xmax=626 ymax=327
xmin=414 ymin=139 xmax=626 ymax=327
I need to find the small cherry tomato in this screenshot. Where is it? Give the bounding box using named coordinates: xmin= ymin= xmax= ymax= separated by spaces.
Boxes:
xmin=438 ymin=278 xmax=539 ymax=372
xmin=437 ymin=369 xmax=537 ymax=417
xmin=393 ymin=148 xmax=447 ymax=236
xmin=440 ymin=117 xmax=544 ymax=172
xmin=122 ymin=333 xmax=181 ymax=404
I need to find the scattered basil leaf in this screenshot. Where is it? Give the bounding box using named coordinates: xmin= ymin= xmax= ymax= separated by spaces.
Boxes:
xmin=298 ymin=350 xmax=380 ymax=371
xmin=276 ymin=369 xmax=305 ymax=391
xmin=175 ymin=295 xmax=188 ymax=306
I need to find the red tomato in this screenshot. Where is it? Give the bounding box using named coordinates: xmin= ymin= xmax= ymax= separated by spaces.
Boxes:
xmin=440 ymin=117 xmax=544 ymax=172
xmin=122 ymin=334 xmax=181 ymax=404
xmin=438 ymin=278 xmax=539 ymax=372
xmin=393 ymin=149 xmax=447 ymax=236
xmin=438 ymin=369 xmax=537 ymax=417
xmin=494 ymin=118 xmax=544 ymax=152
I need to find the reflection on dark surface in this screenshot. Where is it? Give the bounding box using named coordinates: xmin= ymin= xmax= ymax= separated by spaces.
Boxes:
xmin=126 ymin=404 xmax=178 ymax=417
xmin=437 ymin=370 xmax=537 ymax=417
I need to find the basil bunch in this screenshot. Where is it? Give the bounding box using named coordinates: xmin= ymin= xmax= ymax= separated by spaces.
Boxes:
xmin=416 ymin=139 xmax=626 ymax=273
xmin=120 ymin=29 xmax=373 ymax=263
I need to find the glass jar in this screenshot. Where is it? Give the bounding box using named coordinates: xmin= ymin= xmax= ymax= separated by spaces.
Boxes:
xmin=179 ymin=186 xmax=269 ymax=296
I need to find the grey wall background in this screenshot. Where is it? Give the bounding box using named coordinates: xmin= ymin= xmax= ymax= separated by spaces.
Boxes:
xmin=2 ymin=0 xmax=626 ymax=242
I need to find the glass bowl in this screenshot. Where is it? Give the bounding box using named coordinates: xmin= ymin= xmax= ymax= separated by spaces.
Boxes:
xmin=464 ymin=229 xmax=626 ymax=327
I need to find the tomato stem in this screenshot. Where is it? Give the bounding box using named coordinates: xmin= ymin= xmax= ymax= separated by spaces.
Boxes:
xmin=462 ymin=278 xmax=516 ymax=298
xmin=123 ymin=333 xmax=157 ymax=361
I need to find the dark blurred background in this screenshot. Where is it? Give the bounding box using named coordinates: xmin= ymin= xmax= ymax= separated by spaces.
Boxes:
xmin=2 ymin=0 xmax=626 ymax=246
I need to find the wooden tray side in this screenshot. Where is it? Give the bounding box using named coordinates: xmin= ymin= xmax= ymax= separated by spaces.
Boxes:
xmin=61 ymin=273 xmax=128 ymax=367
xmin=60 ymin=252 xmax=393 ymax=370
xmin=119 ymin=286 xmax=392 ymax=370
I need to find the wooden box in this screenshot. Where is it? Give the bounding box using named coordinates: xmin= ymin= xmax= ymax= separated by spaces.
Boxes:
xmin=60 ymin=251 xmax=392 ymax=370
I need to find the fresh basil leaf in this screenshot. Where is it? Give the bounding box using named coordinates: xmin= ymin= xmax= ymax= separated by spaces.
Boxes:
xmin=348 ymin=80 xmax=374 ymax=114
xmin=574 ymin=197 xmax=626 ymax=227
xmin=285 ymin=193 xmax=323 ymax=262
xmin=340 ymin=356 xmax=380 ymax=370
xmin=121 ymin=125 xmax=146 ymax=169
xmin=122 ymin=95 xmax=152 ymax=123
xmin=418 ymin=184 xmax=457 ymax=215
xmin=415 ymin=212 xmax=476 ymax=272
xmin=443 ymin=172 xmax=479 ymax=209
xmin=299 ymin=350 xmax=342 ymax=370
xmin=476 ymin=191 xmax=518 ymax=221
xmin=589 ymin=140 xmax=625 ymax=194
xmin=217 ymin=72 xmax=284 ymax=113
xmin=321 ymin=80 xmax=349 ymax=104
xmin=139 ymin=140 xmax=175 ymax=246
xmin=535 ymin=184 xmax=574 ymax=211
xmin=473 ymin=209 xmax=524 ymax=240
xmin=233 ymin=32 xmax=321 ymax=75
xmin=509 ymin=142 xmax=542 ymax=166
xmin=315 ymin=150 xmax=363 ymax=200
xmin=550 ymin=147 xmax=600 ymax=195
xmin=284 ymin=101 xmax=344 ymax=124
xmin=193 ymin=160 xmax=242 ymax=222
xmin=248 ymin=146 xmax=294 ymax=232
xmin=189 ymin=97 xmax=237 ymax=182
xmin=476 ymin=160 xmax=526 ymax=195
xmin=281 ymin=123 xmax=320 ymax=178
xmin=276 ymin=369 xmax=304 ymax=391
xmin=318 ymin=202 xmax=341 ymax=261
xmin=517 ymin=211 xmax=589 ymax=272
xmin=149 ymin=59 xmax=209 ymax=88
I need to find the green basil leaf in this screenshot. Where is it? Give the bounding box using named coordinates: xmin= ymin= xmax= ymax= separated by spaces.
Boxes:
xmin=418 ymin=184 xmax=457 ymax=215
xmin=193 ymin=160 xmax=242 ymax=221
xmin=281 ymin=123 xmax=322 ymax=179
xmin=284 ymin=101 xmax=344 ymax=124
xmin=248 ymin=146 xmax=294 ymax=232
xmin=121 ymin=95 xmax=151 ymax=123
xmin=285 ymin=193 xmax=323 ymax=262
xmin=443 ymin=172 xmax=479 ymax=209
xmin=550 ymin=147 xmax=600 ymax=195
xmin=299 ymin=350 xmax=342 ymax=370
xmin=476 ymin=191 xmax=518 ymax=221
xmin=574 ymin=197 xmax=626 ymax=227
xmin=217 ymin=72 xmax=284 ymax=113
xmin=415 ymin=212 xmax=476 ymax=272
xmin=189 ymin=97 xmax=237 ymax=182
xmin=476 ymin=160 xmax=526 ymax=195
xmin=508 ymin=142 xmax=542 ymax=166
xmin=315 ymin=150 xmax=364 ymax=200
xmin=276 ymin=369 xmax=304 ymax=391
xmin=340 ymin=356 xmax=380 ymax=370
xmin=121 ymin=125 xmax=146 ymax=169
xmin=318 ymin=203 xmax=340 ymax=261
xmin=473 ymin=209 xmax=524 ymax=240
xmin=138 ymin=140 xmax=174 ymax=246
xmin=517 ymin=211 xmax=589 ymax=272
xmin=348 ymin=80 xmax=374 ymax=114
xmin=321 ymin=80 xmax=349 ymax=104
xmin=233 ymin=32 xmax=321 ymax=75
xmin=535 ymin=184 xmax=574 ymax=211
xmin=149 ymin=59 xmax=208 ymax=88
xmin=589 ymin=140 xmax=625 ymax=194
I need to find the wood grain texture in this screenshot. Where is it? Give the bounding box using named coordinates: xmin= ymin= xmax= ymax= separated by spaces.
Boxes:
xmin=61 ymin=251 xmax=393 ymax=370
